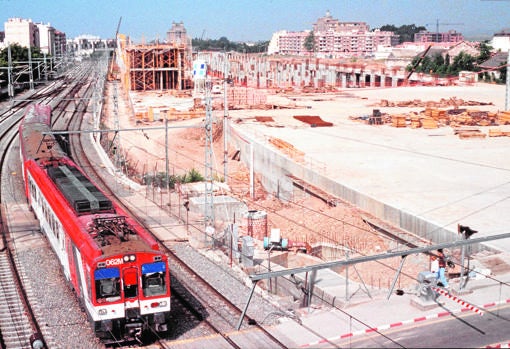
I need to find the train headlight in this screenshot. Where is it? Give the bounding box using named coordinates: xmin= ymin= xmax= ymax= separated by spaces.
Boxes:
xmin=129 ymin=255 xmax=136 ymax=262
xmin=123 ymin=254 xmax=136 ymax=262
xmin=98 ymin=309 xmax=107 ymax=315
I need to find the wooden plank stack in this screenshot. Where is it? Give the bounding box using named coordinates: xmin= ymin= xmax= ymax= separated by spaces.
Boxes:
xmin=268 ymin=137 xmax=305 ymax=162
xmin=391 ymin=115 xmax=407 ymax=127
xmin=497 ymin=111 xmax=510 ymax=125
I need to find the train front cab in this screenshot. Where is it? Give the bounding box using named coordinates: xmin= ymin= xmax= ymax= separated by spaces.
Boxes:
xmin=92 ymin=255 xmax=171 ymax=343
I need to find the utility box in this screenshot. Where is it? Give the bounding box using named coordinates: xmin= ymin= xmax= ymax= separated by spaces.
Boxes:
xmin=417 ymin=271 xmax=439 ymax=301
xmin=241 ymin=236 xmax=254 ymax=267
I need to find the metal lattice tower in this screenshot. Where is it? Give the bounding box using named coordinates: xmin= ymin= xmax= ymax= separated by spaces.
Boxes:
xmin=204 ymin=78 xmax=214 ymax=231
xmin=112 ymin=81 xmax=121 ymax=172
xmin=506 ymin=50 xmax=510 ymax=110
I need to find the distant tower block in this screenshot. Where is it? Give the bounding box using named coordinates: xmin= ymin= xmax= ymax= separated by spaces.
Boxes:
xmin=193 ymin=59 xmax=207 ymax=94
xmin=243 ymin=210 xmax=268 ymax=240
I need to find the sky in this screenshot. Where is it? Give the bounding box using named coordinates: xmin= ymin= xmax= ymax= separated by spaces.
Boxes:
xmin=1 ymin=0 xmax=510 ymax=43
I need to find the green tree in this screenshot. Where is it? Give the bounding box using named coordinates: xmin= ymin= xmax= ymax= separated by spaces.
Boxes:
xmin=476 ymin=41 xmax=492 ymax=65
xmin=0 ymin=44 xmax=45 ymax=87
xmin=191 ymin=37 xmax=269 ymax=53
xmin=379 ymin=24 xmax=426 ymax=44
xmin=303 ymin=31 xmax=316 ymax=54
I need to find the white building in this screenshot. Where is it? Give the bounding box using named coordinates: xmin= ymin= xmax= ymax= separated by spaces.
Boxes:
xmin=36 ymin=22 xmax=55 ymax=55
xmin=4 ymin=17 xmax=39 ymax=48
xmin=490 ymin=30 xmax=510 ymax=52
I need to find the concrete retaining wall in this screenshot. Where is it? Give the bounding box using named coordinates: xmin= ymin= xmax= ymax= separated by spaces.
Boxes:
xmin=229 ymin=125 xmax=485 ymax=252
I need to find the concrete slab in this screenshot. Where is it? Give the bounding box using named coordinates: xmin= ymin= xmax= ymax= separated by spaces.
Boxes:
xmin=228 ymin=84 xmax=510 ymax=253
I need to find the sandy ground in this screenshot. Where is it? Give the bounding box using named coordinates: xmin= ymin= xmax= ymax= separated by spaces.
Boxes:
xmin=102 ymin=82 xmax=508 ymax=289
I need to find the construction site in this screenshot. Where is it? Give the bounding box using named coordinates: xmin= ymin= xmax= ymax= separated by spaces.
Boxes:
xmin=101 ymin=28 xmax=510 ymax=297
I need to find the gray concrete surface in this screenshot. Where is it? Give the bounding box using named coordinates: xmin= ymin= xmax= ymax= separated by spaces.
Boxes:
xmin=228 ymin=83 xmax=510 ymax=253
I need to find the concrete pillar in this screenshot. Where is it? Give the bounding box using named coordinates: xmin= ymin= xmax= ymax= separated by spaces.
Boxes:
xmin=392 ymin=76 xmax=399 ymax=87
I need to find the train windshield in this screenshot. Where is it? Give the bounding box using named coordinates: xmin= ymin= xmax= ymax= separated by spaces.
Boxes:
xmin=94 ymin=267 xmax=121 ymax=302
xmin=141 ymin=261 xmax=167 ymax=297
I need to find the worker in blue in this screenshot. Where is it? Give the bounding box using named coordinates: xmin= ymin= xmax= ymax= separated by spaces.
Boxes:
xmin=436 ymin=249 xmax=449 ymax=289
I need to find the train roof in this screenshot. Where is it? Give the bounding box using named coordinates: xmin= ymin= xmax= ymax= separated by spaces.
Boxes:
xmin=23 ymin=104 xmax=52 ymax=126
xmin=19 ymin=120 xmax=67 ymax=163
xmin=47 ymin=164 xmax=113 ymax=214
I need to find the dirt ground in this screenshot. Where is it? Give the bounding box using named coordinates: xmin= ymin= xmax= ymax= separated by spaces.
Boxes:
xmin=102 ymin=83 xmax=466 ymax=290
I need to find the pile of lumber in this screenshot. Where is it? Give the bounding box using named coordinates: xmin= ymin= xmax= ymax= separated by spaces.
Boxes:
xmin=352 ymin=107 xmax=510 ymax=131
xmin=391 ymin=115 xmax=406 ymax=127
xmin=378 ymin=98 xmax=493 ymax=108
xmin=268 ymin=137 xmax=305 ymax=162
xmin=453 ymin=128 xmax=487 ymax=139
xmin=488 ymin=127 xmax=510 ymax=137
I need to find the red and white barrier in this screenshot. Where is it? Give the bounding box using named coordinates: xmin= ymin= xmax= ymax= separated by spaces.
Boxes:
xmin=431 ymin=286 xmax=484 ymax=316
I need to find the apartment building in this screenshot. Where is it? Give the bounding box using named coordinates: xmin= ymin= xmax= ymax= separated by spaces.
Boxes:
xmin=36 ymin=22 xmax=55 ymax=55
xmin=4 ymin=17 xmax=40 ymax=48
xmin=414 ymin=29 xmax=464 ymax=43
xmin=1 ymin=17 xmax=67 ymax=55
xmin=268 ymin=11 xmax=399 ymax=58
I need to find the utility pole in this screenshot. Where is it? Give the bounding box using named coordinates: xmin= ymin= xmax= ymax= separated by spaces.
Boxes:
xmin=28 ymin=45 xmax=34 ymax=90
xmin=506 ymin=49 xmax=510 ymax=110
xmin=223 ymin=52 xmax=229 ymax=185
xmin=7 ymin=42 xmax=13 ymax=98
xmin=204 ymin=76 xmax=215 ymax=233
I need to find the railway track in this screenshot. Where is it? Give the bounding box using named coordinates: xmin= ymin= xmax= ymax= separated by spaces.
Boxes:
xmin=0 ymin=251 xmax=41 ymax=349
xmin=66 ymin=80 xmax=288 ymax=347
xmin=0 ymin=58 xmax=108 ymax=349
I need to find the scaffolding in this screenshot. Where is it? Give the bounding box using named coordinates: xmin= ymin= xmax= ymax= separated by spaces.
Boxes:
xmin=123 ymin=42 xmax=192 ymax=91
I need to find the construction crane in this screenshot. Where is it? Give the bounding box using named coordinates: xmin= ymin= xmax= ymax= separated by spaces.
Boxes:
xmin=425 ymin=19 xmax=464 ymax=42
xmin=108 ymin=17 xmax=122 ymax=81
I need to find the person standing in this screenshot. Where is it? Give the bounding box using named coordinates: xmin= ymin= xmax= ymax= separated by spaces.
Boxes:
xmin=430 ymin=255 xmax=439 ymax=274
xmin=437 ymin=249 xmax=449 ymax=288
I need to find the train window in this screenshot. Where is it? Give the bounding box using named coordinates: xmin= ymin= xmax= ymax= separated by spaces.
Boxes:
xmin=141 ymin=262 xmax=167 ymax=297
xmin=94 ymin=268 xmax=121 ymax=302
xmin=142 ymin=272 xmax=166 ymax=297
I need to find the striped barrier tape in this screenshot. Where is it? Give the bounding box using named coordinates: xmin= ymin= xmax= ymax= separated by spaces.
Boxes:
xmin=431 ymin=286 xmax=484 ymax=316
xmin=299 ymin=296 xmax=510 ymax=348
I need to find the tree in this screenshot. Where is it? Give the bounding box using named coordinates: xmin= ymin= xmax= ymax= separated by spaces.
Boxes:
xmin=303 ymin=31 xmax=316 ymax=54
xmin=379 ymin=24 xmax=426 ymax=44
xmin=0 ymin=44 xmax=45 ymax=87
xmin=191 ymin=37 xmax=269 ymax=53
xmin=476 ymin=41 xmax=492 ymax=65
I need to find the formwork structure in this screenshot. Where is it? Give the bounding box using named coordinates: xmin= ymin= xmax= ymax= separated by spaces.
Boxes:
xmin=123 ymin=43 xmax=193 ymax=91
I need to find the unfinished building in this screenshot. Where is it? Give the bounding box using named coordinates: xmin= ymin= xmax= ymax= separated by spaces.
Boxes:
xmin=123 ymin=44 xmax=192 ymax=91
xmin=118 ymin=22 xmax=193 ymax=92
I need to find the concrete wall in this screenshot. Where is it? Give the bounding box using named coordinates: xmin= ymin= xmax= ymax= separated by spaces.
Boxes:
xmin=229 ymin=125 xmax=486 ymax=252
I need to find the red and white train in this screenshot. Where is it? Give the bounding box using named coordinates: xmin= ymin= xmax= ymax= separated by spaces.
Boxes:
xmin=19 ymin=104 xmax=171 ymax=344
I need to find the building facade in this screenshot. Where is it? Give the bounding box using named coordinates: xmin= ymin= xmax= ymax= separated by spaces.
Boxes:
xmin=4 ymin=17 xmax=40 ymax=48
xmin=414 ymin=30 xmax=464 ymax=43
xmin=268 ymin=11 xmax=399 ymax=58
xmin=491 ymin=30 xmax=510 ymax=52
xmin=36 ymin=22 xmax=55 ymax=55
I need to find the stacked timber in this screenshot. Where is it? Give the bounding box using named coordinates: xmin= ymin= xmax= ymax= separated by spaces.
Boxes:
xmin=421 ymin=117 xmax=438 ymax=129
xmin=497 ymin=111 xmax=510 ymax=124
xmin=268 ymin=137 xmax=305 ymax=162
xmin=410 ymin=115 xmax=421 ymax=128
xmin=488 ymin=127 xmax=510 ymax=137
xmin=391 ymin=115 xmax=407 ymax=127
